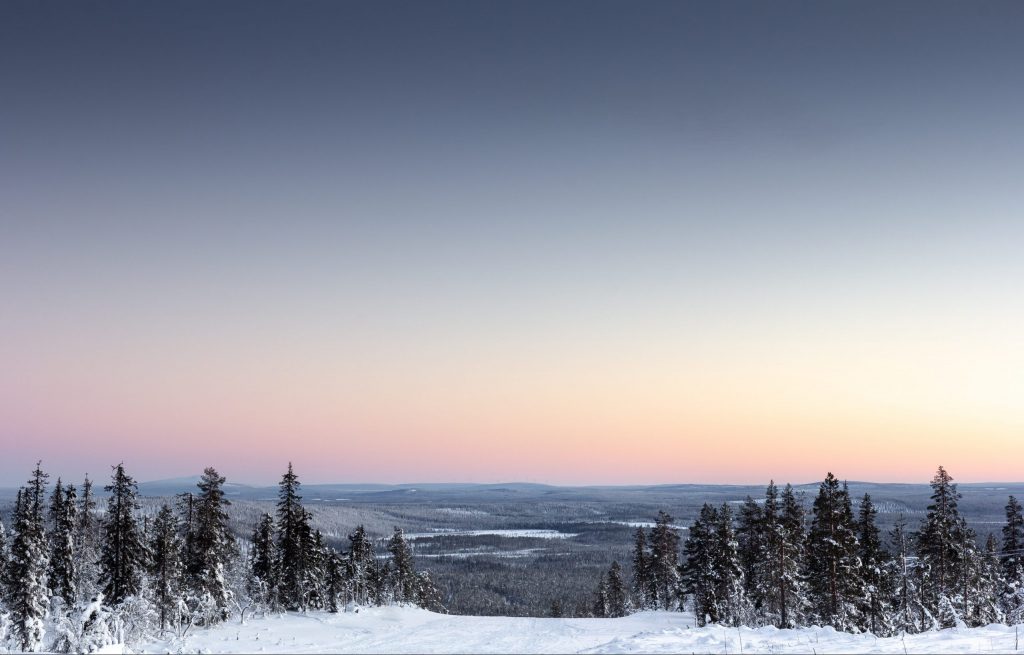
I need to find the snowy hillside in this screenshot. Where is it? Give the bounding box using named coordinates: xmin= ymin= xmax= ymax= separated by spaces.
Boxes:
xmin=131 ymin=607 xmax=1024 ymax=654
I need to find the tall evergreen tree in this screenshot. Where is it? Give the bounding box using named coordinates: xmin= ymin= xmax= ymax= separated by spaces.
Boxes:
xmin=856 ymin=494 xmax=894 ymax=636
xmin=774 ymin=484 xmax=808 ymax=629
xmin=605 ymin=561 xmax=628 ymax=618
xmin=48 ymin=481 xmax=78 ymax=607
xmin=971 ymin=533 xmax=1005 ymax=626
xmin=75 ymin=475 xmax=101 ymax=604
xmin=630 ymin=527 xmax=654 ymax=610
xmin=149 ymin=504 xmax=184 ymax=632
xmin=736 ymin=495 xmax=765 ymax=617
xmin=387 ymin=527 xmax=416 ymax=604
xmin=100 ymin=463 xmax=147 ymax=605
xmin=890 ymin=516 xmax=932 ymax=633
xmin=188 ymin=467 xmax=237 ymax=623
xmin=1001 ymin=495 xmax=1024 ymax=622
xmin=347 ymin=525 xmax=375 ymax=606
xmin=415 ymin=570 xmax=446 ymax=613
xmin=248 ymin=513 xmax=278 ymax=609
xmin=916 ymin=465 xmax=970 ymax=624
xmin=6 ymin=483 xmax=50 ymax=652
xmin=805 ymin=473 xmax=862 ymax=631
xmin=683 ymin=504 xmax=720 ymax=625
xmin=649 ymin=511 xmax=681 ymax=610
xmin=276 ymin=463 xmax=307 ymax=610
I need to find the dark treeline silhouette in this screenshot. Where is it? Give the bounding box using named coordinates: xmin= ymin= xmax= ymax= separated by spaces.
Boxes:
xmin=0 ymin=461 xmax=443 ymax=652
xmin=592 ymin=466 xmax=1024 ymax=636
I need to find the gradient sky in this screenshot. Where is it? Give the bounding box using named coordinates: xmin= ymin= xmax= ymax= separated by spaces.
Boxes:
xmin=2 ymin=0 xmax=1023 ymax=486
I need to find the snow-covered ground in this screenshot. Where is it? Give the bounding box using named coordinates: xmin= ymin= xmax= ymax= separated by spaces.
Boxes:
xmin=130 ymin=607 xmax=1024 ymax=654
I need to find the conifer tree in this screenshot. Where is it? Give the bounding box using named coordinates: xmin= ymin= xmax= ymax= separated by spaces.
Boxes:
xmin=6 ymin=483 xmax=50 ymax=652
xmin=754 ymin=482 xmax=781 ymax=624
xmin=592 ymin=578 xmax=608 ymax=617
xmin=916 ymin=465 xmax=970 ymax=623
xmin=806 ymin=473 xmax=862 ymax=630
xmin=856 ymin=494 xmax=894 ymax=636
xmin=276 ymin=463 xmax=307 ymax=610
xmin=75 ymin=475 xmax=101 ymax=604
xmin=775 ymin=484 xmax=808 ymax=628
xmin=304 ymin=528 xmax=328 ymax=610
xmin=649 ymin=511 xmax=680 ymax=610
xmin=415 ymin=570 xmax=446 ymax=613
xmin=387 ymin=527 xmax=416 ymax=604
xmin=714 ymin=503 xmax=752 ymax=626
xmin=149 ymin=504 xmax=184 ymax=632
xmin=347 ymin=525 xmax=375 ymax=606
xmin=630 ymin=527 xmax=652 ymax=609
xmin=248 ymin=513 xmax=277 ymax=609
xmin=683 ymin=504 xmax=719 ymax=625
xmin=971 ymin=533 xmax=1005 ymax=626
xmin=48 ymin=481 xmax=78 ymax=607
xmin=736 ymin=495 xmax=765 ymax=617
xmin=890 ymin=516 xmax=932 ymax=633
xmin=326 ymin=548 xmax=344 ymax=613
xmin=100 ymin=463 xmax=147 ymax=605
xmin=1001 ymin=495 xmax=1024 ymax=622
xmin=605 ymin=561 xmax=628 ymax=618
xmin=188 ymin=467 xmax=237 ymax=623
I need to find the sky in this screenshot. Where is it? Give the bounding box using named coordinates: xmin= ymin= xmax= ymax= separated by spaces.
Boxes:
xmin=2 ymin=0 xmax=1023 ymax=486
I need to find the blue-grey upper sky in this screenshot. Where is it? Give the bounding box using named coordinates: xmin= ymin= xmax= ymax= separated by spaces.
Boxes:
xmin=2 ymin=1 xmax=1023 ymax=485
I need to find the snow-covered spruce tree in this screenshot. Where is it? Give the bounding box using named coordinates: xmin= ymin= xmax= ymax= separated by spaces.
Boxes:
xmin=388 ymin=527 xmax=416 ymax=604
xmin=736 ymin=495 xmax=765 ymax=621
xmin=775 ymin=484 xmax=808 ymax=629
xmin=856 ymin=493 xmax=895 ymax=636
xmin=326 ymin=549 xmax=345 ymax=613
xmin=48 ymin=481 xmax=78 ymax=608
xmin=248 ymin=513 xmax=278 ymax=610
xmin=276 ymin=462 xmax=308 ymax=611
xmin=630 ymin=527 xmax=653 ymax=610
xmin=75 ymin=474 xmax=102 ymax=605
xmin=605 ymin=561 xmax=628 ymax=618
xmin=187 ymin=467 xmax=237 ymax=624
xmin=149 ymin=503 xmax=184 ymax=632
xmin=971 ymin=533 xmax=1005 ymax=626
xmin=806 ymin=473 xmax=863 ymax=631
xmin=753 ymin=481 xmax=781 ymax=625
xmin=415 ymin=570 xmax=446 ymax=613
xmin=304 ymin=528 xmax=328 ymax=610
xmin=649 ymin=511 xmax=681 ymax=610
xmin=100 ymin=463 xmax=148 ymax=605
xmin=347 ymin=525 xmax=375 ymax=606
xmin=1001 ymin=495 xmax=1024 ymax=622
xmin=683 ymin=504 xmax=719 ymax=625
xmin=6 ymin=483 xmax=50 ymax=652
xmin=368 ymin=557 xmax=389 ymax=606
xmin=591 ymin=577 xmax=608 ymax=617
xmin=915 ymin=465 xmax=970 ymax=626
xmin=889 ymin=515 xmax=933 ymax=634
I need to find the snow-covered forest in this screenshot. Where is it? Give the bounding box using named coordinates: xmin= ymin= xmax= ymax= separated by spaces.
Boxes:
xmin=0 ymin=463 xmax=442 ymax=652
xmin=3 ymin=463 xmax=1024 ymax=653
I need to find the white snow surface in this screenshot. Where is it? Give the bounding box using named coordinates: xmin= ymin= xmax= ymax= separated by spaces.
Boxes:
xmin=127 ymin=607 xmax=1024 ymax=654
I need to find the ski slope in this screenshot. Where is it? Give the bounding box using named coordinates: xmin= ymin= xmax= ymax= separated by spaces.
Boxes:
xmin=131 ymin=606 xmax=1024 ymax=654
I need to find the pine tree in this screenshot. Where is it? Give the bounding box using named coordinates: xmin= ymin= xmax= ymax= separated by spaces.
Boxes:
xmin=149 ymin=504 xmax=184 ymax=632
xmin=916 ymin=465 xmax=970 ymax=624
xmin=714 ymin=503 xmax=752 ymax=627
xmin=188 ymin=467 xmax=237 ymax=623
xmin=856 ymin=494 xmax=894 ymax=636
xmin=592 ymin=578 xmax=608 ymax=617
xmin=304 ymin=528 xmax=328 ymax=610
xmin=736 ymin=496 xmax=765 ymax=619
xmin=347 ymin=525 xmax=376 ymax=606
xmin=75 ymin=475 xmax=101 ymax=604
xmin=276 ymin=463 xmax=307 ymax=610
xmin=683 ymin=504 xmax=719 ymax=625
xmin=971 ymin=533 xmax=1005 ymax=626
xmin=248 ymin=513 xmax=278 ymax=609
xmin=415 ymin=570 xmax=446 ymax=613
xmin=48 ymin=480 xmax=78 ymax=607
xmin=387 ymin=527 xmax=416 ymax=604
xmin=1001 ymin=495 xmax=1024 ymax=622
xmin=326 ymin=548 xmax=345 ymax=613
xmin=630 ymin=528 xmax=651 ymax=609
xmin=754 ymin=481 xmax=781 ymax=625
xmin=6 ymin=483 xmax=50 ymax=652
xmin=100 ymin=463 xmax=147 ymax=605
xmin=890 ymin=516 xmax=932 ymax=634
xmin=649 ymin=511 xmax=681 ymax=610
xmin=805 ymin=473 xmax=862 ymax=631
xmin=605 ymin=561 xmax=628 ymax=618
xmin=775 ymin=485 xmax=808 ymax=629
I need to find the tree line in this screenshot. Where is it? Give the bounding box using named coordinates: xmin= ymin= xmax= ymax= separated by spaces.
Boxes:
xmin=0 ymin=462 xmax=443 ymax=652
xmin=592 ymin=466 xmax=1024 ymax=635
